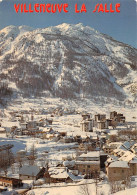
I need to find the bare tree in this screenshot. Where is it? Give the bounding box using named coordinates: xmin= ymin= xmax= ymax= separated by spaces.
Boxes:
xmin=16 ymin=154 xmax=24 ymax=169
xmin=28 ymin=144 xmax=37 ymax=165
xmin=78 ymin=181 xmax=91 ymax=195
xmin=0 ymin=147 xmax=14 ymax=176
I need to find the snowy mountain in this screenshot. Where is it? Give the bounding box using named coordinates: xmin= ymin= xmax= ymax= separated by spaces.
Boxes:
xmin=0 ymin=23 xmax=136 ymax=101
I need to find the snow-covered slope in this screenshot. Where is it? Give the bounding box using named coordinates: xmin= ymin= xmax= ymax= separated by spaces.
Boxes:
xmin=0 ymin=23 xmax=136 ymax=101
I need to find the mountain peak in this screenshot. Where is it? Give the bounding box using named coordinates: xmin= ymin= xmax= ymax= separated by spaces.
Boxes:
xmin=0 ymin=24 xmax=136 ymax=102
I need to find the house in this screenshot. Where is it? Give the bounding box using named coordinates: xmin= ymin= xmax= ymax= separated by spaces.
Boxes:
xmin=0 ymin=176 xmax=22 ymax=188
xmin=19 ymin=165 xmax=45 ymax=180
xmin=103 ymin=142 xmax=123 ymax=154
xmin=106 ymin=161 xmax=130 ymax=181
xmin=77 ymin=151 xmax=100 ymax=161
xmin=118 ymin=151 xmax=137 ymax=176
xmin=75 ymin=161 xmax=100 ymax=178
xmin=75 ymin=151 xmax=100 ymax=178
xmin=47 ymin=167 xmax=72 ymax=183
xmin=129 ymin=157 xmax=137 ymax=175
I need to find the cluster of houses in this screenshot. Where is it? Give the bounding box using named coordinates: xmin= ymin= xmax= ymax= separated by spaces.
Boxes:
xmin=0 ymin=109 xmax=136 ymax=193
xmin=104 ymin=141 xmax=137 ymax=181
xmin=1 ymin=140 xmax=136 ymax=188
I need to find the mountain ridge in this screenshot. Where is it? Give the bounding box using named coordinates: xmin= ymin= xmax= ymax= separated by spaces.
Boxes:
xmin=0 ymin=23 xmax=136 ymax=102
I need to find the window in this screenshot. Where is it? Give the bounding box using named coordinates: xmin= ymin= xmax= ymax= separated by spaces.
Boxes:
xmin=122 ymin=170 xmax=124 ymax=173
xmin=83 ymin=169 xmax=85 ymax=173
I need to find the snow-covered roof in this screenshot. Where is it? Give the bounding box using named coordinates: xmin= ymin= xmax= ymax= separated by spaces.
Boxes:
xmin=19 ymin=165 xmax=41 ymax=176
xmin=75 ymin=161 xmax=100 ymax=165
xmin=48 ymin=167 xmax=68 ymax=179
xmin=109 ymin=161 xmax=129 ymax=168
xmin=106 ymin=155 xmax=119 ymax=164
xmin=129 ymin=157 xmax=137 ymax=164
xmin=109 ymin=142 xmax=123 ymax=147
xmin=63 ymin=160 xmax=75 ymax=167
xmin=67 ymin=172 xmax=83 ymax=182
xmin=113 ymin=149 xmax=126 ymax=156
xmin=118 ymin=151 xmax=136 ymax=162
xmin=122 ymin=141 xmax=135 ymax=150
xmin=79 ymin=151 xmax=100 ymax=158
xmin=117 ymin=145 xmax=128 ymax=151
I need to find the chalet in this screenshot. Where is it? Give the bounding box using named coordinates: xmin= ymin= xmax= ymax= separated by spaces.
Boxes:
xmin=0 ymin=176 xmax=22 ymax=188
xmin=47 ymin=167 xmax=72 ymax=183
xmin=106 ymin=161 xmax=130 ymax=181
xmin=19 ymin=165 xmax=45 ymax=180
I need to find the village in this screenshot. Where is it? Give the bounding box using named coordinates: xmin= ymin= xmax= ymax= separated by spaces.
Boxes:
xmin=0 ymin=106 xmax=137 ymax=195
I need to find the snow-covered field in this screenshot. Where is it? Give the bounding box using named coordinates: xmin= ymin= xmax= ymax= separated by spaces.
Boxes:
xmin=26 ymin=183 xmax=137 ymax=195
xmin=4 ymin=97 xmax=137 ymax=121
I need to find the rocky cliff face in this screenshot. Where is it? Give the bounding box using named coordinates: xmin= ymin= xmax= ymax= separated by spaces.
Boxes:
xmin=0 ymin=23 xmax=136 ymax=100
